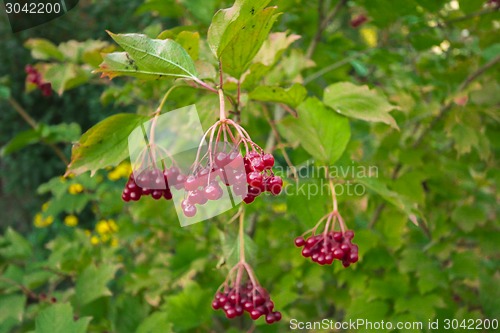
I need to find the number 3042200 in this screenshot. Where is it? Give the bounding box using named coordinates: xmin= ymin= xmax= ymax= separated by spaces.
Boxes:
xmin=5 ymin=2 xmax=62 ymax=14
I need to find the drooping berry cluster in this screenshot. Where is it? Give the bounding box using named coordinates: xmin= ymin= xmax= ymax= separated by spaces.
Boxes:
xmin=241 ymin=150 xmax=283 ymax=204
xmin=122 ymin=167 xmax=186 ymax=202
xmin=212 ymin=282 xmax=282 ymax=324
xmin=181 ymin=150 xmax=243 ymax=217
xmin=295 ymin=230 xmax=358 ymax=267
xmin=25 ymin=65 xmax=52 ymax=97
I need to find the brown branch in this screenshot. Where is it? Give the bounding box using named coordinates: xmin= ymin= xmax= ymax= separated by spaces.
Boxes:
xmin=306 ymin=0 xmax=347 ymax=59
xmin=8 ymin=97 xmax=69 ymax=165
xmin=369 ymin=54 xmax=500 ymax=231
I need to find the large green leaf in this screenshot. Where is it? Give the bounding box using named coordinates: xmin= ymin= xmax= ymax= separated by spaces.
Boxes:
xmin=207 ymin=0 xmax=279 ymax=78
xmin=220 ymin=8 xmax=279 ymax=78
xmin=34 ymin=303 xmax=91 ymax=333
xmin=249 ymin=83 xmax=307 ymax=108
xmin=279 ymin=97 xmax=351 ymax=164
xmin=66 ymin=113 xmax=148 ymax=176
xmin=97 ymin=32 xmax=198 ymax=80
xmin=324 ymin=82 xmax=399 ymax=129
xmin=75 ymin=263 xmax=119 ymax=307
xmin=161 ymin=282 xmax=212 ymax=331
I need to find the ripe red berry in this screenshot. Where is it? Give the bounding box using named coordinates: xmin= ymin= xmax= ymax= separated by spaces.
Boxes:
xmin=247 ymin=172 xmax=263 ymax=188
xmin=296 ymin=230 xmax=359 ymax=267
xmin=183 ymin=204 xmax=196 ymax=217
xmin=262 ymin=154 xmax=275 ymax=169
xmin=267 ymin=176 xmax=283 ymax=195
xmin=205 ymin=183 xmax=223 ymax=200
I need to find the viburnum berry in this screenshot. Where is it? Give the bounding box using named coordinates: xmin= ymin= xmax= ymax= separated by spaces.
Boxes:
xmin=25 ymin=65 xmax=52 ymax=97
xmin=121 ymin=166 xmax=184 ymax=202
xmin=213 ymin=262 xmax=281 ymax=324
xmin=295 ymin=211 xmax=359 ymax=267
xmin=179 ymin=116 xmax=283 ymax=217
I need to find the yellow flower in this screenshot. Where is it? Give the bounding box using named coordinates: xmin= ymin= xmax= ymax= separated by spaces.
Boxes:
xmin=100 ymin=234 xmax=110 ymax=242
xmin=108 ymin=161 xmax=132 ymax=181
xmin=34 ymin=213 xmax=54 ymax=228
xmin=68 ymin=183 xmax=84 ymax=194
xmin=84 ymin=230 xmax=91 ymax=237
xmin=96 ymin=219 xmax=118 ymax=235
xmin=64 ymin=215 xmax=78 ymax=227
xmin=90 ymin=236 xmax=100 ymax=245
xmin=360 ymin=27 xmax=378 ymax=48
xmin=96 ymin=220 xmax=110 ymax=234
xmin=111 ymin=237 xmax=119 ymax=247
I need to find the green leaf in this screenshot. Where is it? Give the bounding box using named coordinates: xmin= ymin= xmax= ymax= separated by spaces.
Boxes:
xmin=208 ymin=0 xmax=270 ymax=57
xmin=0 ymin=294 xmax=25 ymax=327
xmin=97 ymin=32 xmax=198 ymax=80
xmin=208 ymin=0 xmax=280 ymax=78
xmin=356 ymin=177 xmax=421 ymax=221
xmin=249 ymin=83 xmax=307 ymax=108
xmin=75 ymin=263 xmax=119 ymax=307
xmin=175 ymin=31 xmax=200 ymax=60
xmin=35 ymin=304 xmax=92 ymax=333
xmin=66 ymin=113 xmax=148 ymax=176
xmin=39 ymin=123 xmax=82 ymax=144
xmin=136 ymin=312 xmax=173 ymax=333
xmin=324 ymin=82 xmax=399 ymax=129
xmin=161 ymin=282 xmax=212 ymax=331
xmin=279 ymin=97 xmax=351 ymax=164
xmin=480 ymin=272 xmax=500 ymax=318
xmin=0 ymin=85 xmax=10 ymax=100
xmin=42 ymin=63 xmax=90 ymax=96
xmin=0 ymin=228 xmax=32 ymax=260
xmin=394 ymin=294 xmax=444 ymax=321
xmin=220 ymin=8 xmax=280 ymax=78
xmin=0 ymin=129 xmax=40 ymax=156
xmin=451 ymin=204 xmax=487 ymax=233
xmin=35 ymin=303 xmax=91 ymax=333
xmin=24 ymin=39 xmax=65 ymax=61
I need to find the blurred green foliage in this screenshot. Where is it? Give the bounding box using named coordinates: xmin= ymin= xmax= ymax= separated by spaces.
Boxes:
xmin=1 ymin=0 xmax=499 ymax=332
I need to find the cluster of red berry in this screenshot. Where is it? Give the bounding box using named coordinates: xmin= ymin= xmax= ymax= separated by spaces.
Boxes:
xmin=122 ymin=167 xmax=186 ymax=202
xmin=25 ymin=65 xmax=52 ymax=97
xmin=241 ymin=151 xmax=283 ymax=204
xmin=295 ymin=230 xmax=359 ymax=267
xmin=181 ymin=150 xmax=242 ymax=217
xmin=212 ymin=283 xmax=282 ymax=324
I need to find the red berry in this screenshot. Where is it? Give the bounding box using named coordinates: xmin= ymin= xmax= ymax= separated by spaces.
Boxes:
xmin=205 ymin=183 xmax=223 ymax=200
xmin=267 ymin=176 xmax=283 ymax=195
xmin=183 ymin=204 xmax=196 ymax=217
xmin=262 ymin=154 xmax=275 ymax=169
xmin=247 ymin=172 xmax=263 ymax=188
xmin=294 ymin=236 xmax=305 ymax=247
